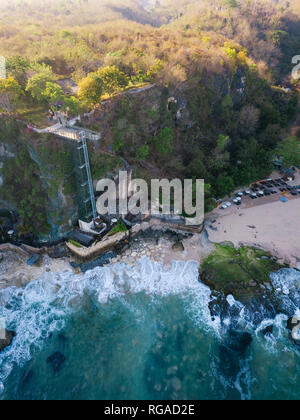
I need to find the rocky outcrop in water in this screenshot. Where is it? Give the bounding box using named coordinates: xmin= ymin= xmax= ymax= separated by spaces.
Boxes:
xmin=0 ymin=330 xmax=16 ymax=353
xmin=199 ymin=243 xmax=297 ymax=329
xmin=287 ymin=316 xmax=300 ymax=347
xmin=262 ymin=325 xmax=273 ymax=336
xmin=200 ymin=244 xmax=284 ymax=304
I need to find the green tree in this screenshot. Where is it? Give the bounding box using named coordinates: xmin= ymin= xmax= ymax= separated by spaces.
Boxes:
xmin=95 ymin=66 xmax=129 ymax=95
xmin=0 ymin=76 xmax=23 ymax=114
xmin=7 ymin=56 xmax=30 ymax=87
xmin=146 ymin=60 xmax=164 ymax=82
xmin=43 ymin=82 xmax=64 ymax=103
xmin=272 ymin=30 xmax=289 ymax=46
xmin=215 ymin=174 xmax=235 ymax=197
xmin=26 ymin=73 xmax=55 ymax=101
xmin=30 ymin=62 xmax=53 ymax=78
xmin=79 ymin=66 xmax=129 ymax=105
xmin=224 ymin=0 xmax=240 ymax=8
xmin=186 ymin=150 xmax=208 ymax=179
xmin=78 ymin=73 xmax=104 ymax=105
xmin=136 ymin=145 xmax=149 ymax=161
xmin=63 ymin=96 xmax=82 ymax=115
xmin=275 ymin=137 xmax=300 ymax=168
xmin=153 ymin=127 xmax=174 ymax=155
xmin=216 ymin=134 xmax=229 ymax=152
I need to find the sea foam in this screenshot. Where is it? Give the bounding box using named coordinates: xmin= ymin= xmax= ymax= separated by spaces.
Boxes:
xmin=0 ymin=258 xmax=299 ymax=398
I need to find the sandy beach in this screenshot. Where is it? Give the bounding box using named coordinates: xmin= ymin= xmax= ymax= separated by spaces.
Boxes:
xmin=207 ymin=197 xmax=300 ymax=267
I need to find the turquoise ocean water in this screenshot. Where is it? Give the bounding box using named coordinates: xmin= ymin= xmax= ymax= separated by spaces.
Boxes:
xmin=0 ymin=258 xmax=299 ymax=400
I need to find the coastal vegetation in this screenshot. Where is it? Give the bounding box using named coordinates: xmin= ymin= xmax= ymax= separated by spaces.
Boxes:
xmin=0 ymin=2 xmax=300 ymax=402
xmin=0 ymin=0 xmax=300 ymax=236
xmin=0 ymin=138 xmax=50 ymax=235
xmin=78 ymin=66 xmax=130 ymax=105
xmin=108 ymin=220 xmax=128 ymax=236
xmin=275 ymin=136 xmax=300 ymax=168
xmin=0 ymin=119 xmax=78 ymax=237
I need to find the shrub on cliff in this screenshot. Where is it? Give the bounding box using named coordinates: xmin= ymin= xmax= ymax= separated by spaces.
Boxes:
xmin=275 ymin=136 xmax=300 ymax=168
xmin=78 ymin=66 xmax=129 ymax=105
xmin=0 ymin=142 xmax=50 ymax=235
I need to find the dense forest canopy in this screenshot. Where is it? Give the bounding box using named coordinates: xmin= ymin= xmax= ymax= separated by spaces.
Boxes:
xmin=0 ymin=0 xmax=299 ymax=80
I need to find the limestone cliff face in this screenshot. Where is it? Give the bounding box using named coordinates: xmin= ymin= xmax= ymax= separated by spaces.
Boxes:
xmin=26 ymin=136 xmax=79 ymax=241
xmin=0 ymin=70 xmax=249 ymax=241
xmin=0 ymin=124 xmax=78 ymax=242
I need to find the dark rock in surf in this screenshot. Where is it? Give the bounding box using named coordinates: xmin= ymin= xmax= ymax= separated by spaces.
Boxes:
xmin=172 ymin=241 xmax=185 ymax=252
xmin=287 ymin=317 xmax=300 ymax=347
xmin=208 ymin=292 xmax=230 ymax=321
xmin=0 ymin=330 xmax=16 ymax=353
xmin=262 ymin=325 xmax=273 ymax=336
xmin=287 ymin=317 xmax=299 ymax=331
xmin=47 ymin=351 xmax=66 ymax=373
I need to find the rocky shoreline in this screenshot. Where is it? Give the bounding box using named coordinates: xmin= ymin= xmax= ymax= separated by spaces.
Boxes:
xmin=110 ymin=219 xmax=213 ymax=268
xmin=0 ymin=243 xmax=71 ymax=293
xmin=0 ymin=219 xmax=299 ymax=351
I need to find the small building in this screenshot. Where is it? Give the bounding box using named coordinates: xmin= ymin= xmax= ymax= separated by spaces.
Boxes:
xmin=68 ymin=230 xmax=95 ymax=248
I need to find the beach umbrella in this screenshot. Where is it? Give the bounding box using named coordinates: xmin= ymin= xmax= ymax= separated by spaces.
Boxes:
xmin=280 ymin=197 xmax=288 ymax=203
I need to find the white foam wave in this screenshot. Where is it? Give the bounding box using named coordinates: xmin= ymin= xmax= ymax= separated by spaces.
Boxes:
xmin=270 ymin=268 xmax=300 ymax=299
xmin=0 ymin=258 xmax=299 ymax=399
xmin=0 ymin=258 xmax=204 ymax=391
